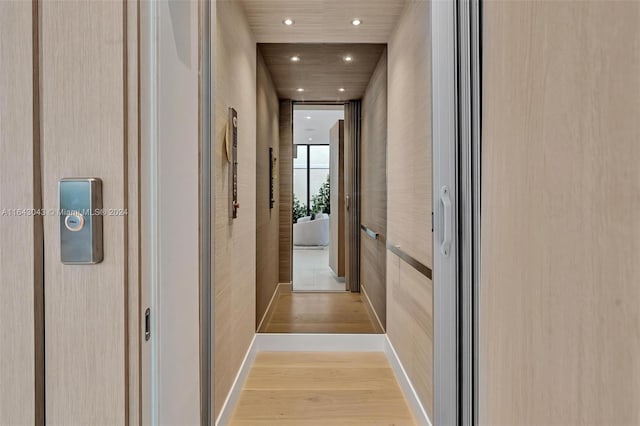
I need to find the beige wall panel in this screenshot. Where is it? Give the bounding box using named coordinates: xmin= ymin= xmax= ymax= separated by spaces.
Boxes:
xmin=386 ymin=1 xmax=433 ymax=419
xmin=40 ymin=0 xmax=127 ymax=423
xmin=360 ymin=236 xmax=386 ymax=328
xmin=256 ymin=50 xmax=281 ymax=327
xmin=361 ymin=49 xmax=387 ymax=327
xmin=329 ymin=120 xmax=345 ymax=277
xmin=0 ymin=2 xmax=42 ymax=424
xmin=214 ymin=0 xmax=257 ymax=418
xmin=126 ymin=0 xmax=140 ymax=423
xmin=387 ymin=0 xmax=432 ymax=266
xmin=386 ymin=252 xmax=433 ymax=416
xmin=278 ymin=100 xmax=293 ymax=283
xmin=481 ymin=2 xmax=640 ymax=425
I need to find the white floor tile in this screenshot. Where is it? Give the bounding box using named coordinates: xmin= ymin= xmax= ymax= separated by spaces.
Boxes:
xmin=292 ymin=246 xmax=345 ymax=291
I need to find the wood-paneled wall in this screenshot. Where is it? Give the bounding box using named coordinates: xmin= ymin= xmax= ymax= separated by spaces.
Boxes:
xmin=241 ymin=0 xmax=406 ymax=43
xmin=481 ymin=2 xmax=640 ymax=424
xmin=256 ymin=50 xmax=281 ymax=327
xmin=360 ymin=49 xmax=387 ymax=329
xmin=214 ymin=0 xmax=257 ymax=418
xmin=387 ymin=251 xmax=434 ymax=415
xmin=278 ymin=100 xmax=293 ymax=283
xmin=39 ymin=0 xmax=135 ymax=423
xmin=0 ymin=2 xmax=43 ymax=424
xmin=1 ymin=2 xmax=140 ymax=423
xmin=386 ymin=0 xmax=433 ymax=417
xmin=329 ymin=120 xmax=345 ymax=277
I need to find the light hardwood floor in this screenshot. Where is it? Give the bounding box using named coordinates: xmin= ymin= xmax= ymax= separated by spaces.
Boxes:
xmin=259 ymin=287 xmax=381 ymax=333
xmin=229 ymin=352 xmax=416 ymax=425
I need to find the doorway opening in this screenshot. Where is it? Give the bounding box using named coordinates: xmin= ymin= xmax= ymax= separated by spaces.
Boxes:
xmin=292 ymin=104 xmax=346 ymax=291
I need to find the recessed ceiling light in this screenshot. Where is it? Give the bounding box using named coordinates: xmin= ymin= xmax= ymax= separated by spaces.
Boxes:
xmin=306 ymin=116 xmax=311 ymax=119
xmin=343 ymin=55 xmax=353 ymax=62
xmin=338 ymin=88 xmax=345 ymax=92
xmin=283 ymin=18 xmax=294 ymax=26
xmin=296 ymin=88 xmax=304 ymax=92
xmin=351 ymin=18 xmax=362 ymax=26
xmin=291 ymin=56 xmax=300 ymax=62
xmin=308 ymin=137 xmax=313 ymax=141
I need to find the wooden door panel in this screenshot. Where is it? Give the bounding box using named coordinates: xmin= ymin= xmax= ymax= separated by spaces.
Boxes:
xmin=40 ymin=1 xmax=128 ymax=423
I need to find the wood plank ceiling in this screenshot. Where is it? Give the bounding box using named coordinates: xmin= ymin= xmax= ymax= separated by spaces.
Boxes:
xmin=239 ymin=0 xmax=406 ymax=43
xmin=259 ymin=43 xmax=386 ymax=101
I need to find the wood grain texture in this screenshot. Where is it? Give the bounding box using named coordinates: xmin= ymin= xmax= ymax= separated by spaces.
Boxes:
xmin=230 ymin=352 xmax=416 ymax=425
xmin=0 ymin=2 xmax=42 ymax=424
xmin=386 ymin=1 xmax=433 ymax=418
xmin=258 ymin=43 xmax=386 ymax=101
xmin=481 ymin=2 xmax=640 ymax=425
xmin=360 ymin=49 xmax=387 ymax=329
xmin=387 ymin=251 xmax=434 ymax=417
xmin=259 ymin=286 xmax=379 ymax=334
xmin=278 ymin=100 xmax=293 ymax=283
xmin=239 ymin=0 xmax=406 ymax=43
xmin=214 ymin=0 xmax=257 ymax=418
xmin=125 ymin=0 xmax=140 ymax=423
xmin=329 ymin=120 xmax=345 ymax=277
xmin=256 ymin=50 xmax=281 ymax=328
xmin=387 ymin=0 xmax=432 ymax=266
xmin=40 ymin=0 xmax=127 ymax=423
xmin=343 ymin=101 xmax=361 ymax=291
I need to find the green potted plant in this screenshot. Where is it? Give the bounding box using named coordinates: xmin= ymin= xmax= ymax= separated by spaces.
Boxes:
xmin=311 ymin=175 xmax=330 ymax=215
xmin=292 ymin=194 xmax=307 ymax=223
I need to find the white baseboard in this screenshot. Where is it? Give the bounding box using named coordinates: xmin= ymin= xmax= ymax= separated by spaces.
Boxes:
xmin=384 ymin=335 xmax=432 ymax=426
xmin=215 ymin=335 xmax=258 ymax=426
xmin=256 ymin=282 xmax=286 ymax=332
xmin=215 ymin=333 xmax=431 ymax=426
xmin=254 ymin=333 xmax=386 ymax=352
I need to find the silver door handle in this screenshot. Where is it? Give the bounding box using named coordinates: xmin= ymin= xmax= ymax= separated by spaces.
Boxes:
xmin=345 ymin=194 xmax=350 ymax=210
xmin=440 ymin=186 xmax=451 ymax=257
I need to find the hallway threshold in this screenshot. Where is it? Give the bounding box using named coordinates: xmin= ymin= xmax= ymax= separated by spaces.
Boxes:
xmin=216 ymin=334 xmax=430 ymax=425
xmin=229 ymin=352 xmax=416 ymax=425
xmin=259 ymin=285 xmax=382 ymax=334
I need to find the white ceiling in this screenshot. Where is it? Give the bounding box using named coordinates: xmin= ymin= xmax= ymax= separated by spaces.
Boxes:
xmin=239 ymin=0 xmax=406 ymax=43
xmin=293 ymin=105 xmax=344 ymax=145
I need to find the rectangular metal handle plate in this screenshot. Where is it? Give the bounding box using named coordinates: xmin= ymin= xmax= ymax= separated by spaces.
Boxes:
xmin=59 ymin=178 xmax=103 ymax=264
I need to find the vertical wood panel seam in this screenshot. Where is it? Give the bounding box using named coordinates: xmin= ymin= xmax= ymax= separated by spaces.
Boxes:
xmin=122 ymin=0 xmax=130 ymax=423
xmin=135 ymin=1 xmax=142 ymax=423
xmin=32 ymin=0 xmax=45 ymax=424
